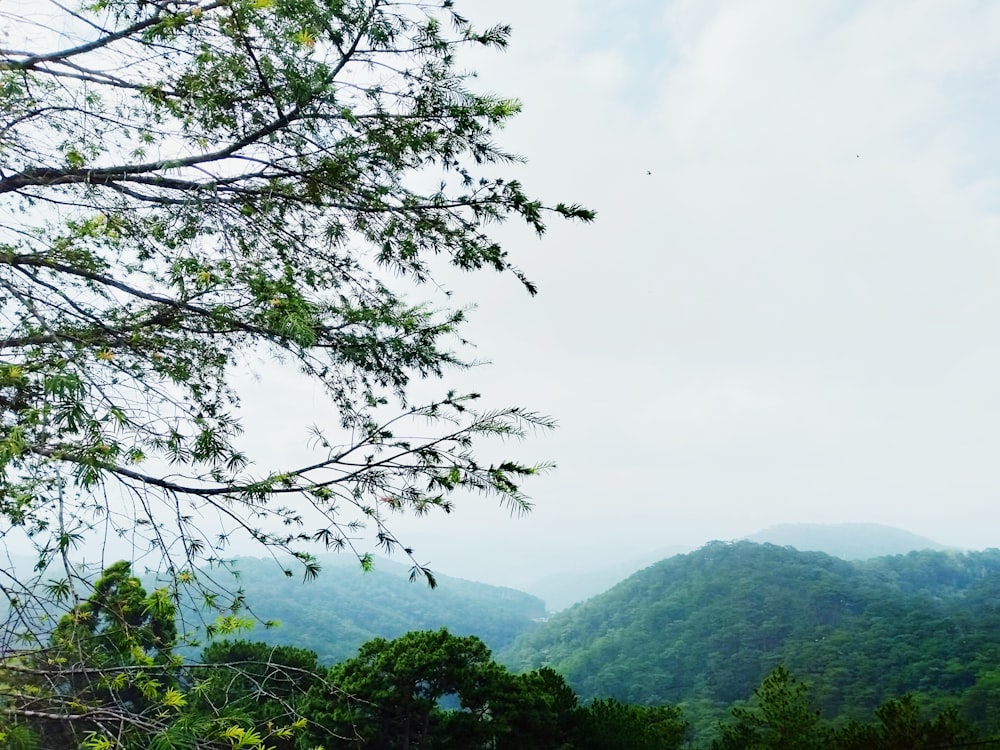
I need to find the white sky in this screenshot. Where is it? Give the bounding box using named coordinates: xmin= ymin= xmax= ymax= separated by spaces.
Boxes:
xmin=61 ymin=0 xmax=1000 ymax=591
xmin=381 ymin=0 xmax=1000 ymax=587
xmin=231 ymin=0 xmax=1000 ymax=589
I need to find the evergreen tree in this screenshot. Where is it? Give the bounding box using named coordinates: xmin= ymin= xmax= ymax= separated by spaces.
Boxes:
xmin=712 ymin=666 xmax=829 ymax=750
xmin=0 ymin=0 xmax=592 ymax=585
xmin=5 ymin=562 xmax=181 ymax=748
xmin=0 ymin=0 xmax=591 ymax=742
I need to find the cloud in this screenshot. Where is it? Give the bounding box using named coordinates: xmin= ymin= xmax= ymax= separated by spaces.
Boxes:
xmin=209 ymin=1 xmax=1000 ymax=585
xmin=429 ymin=1 xmax=1000 ymax=572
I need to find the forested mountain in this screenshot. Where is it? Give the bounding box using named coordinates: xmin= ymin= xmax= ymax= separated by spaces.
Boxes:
xmin=8 ymin=558 xmax=991 ymax=750
xmin=745 ymin=523 xmax=952 ymax=559
xmin=524 ymin=523 xmax=946 ymax=612
xmin=184 ymin=555 xmax=546 ymax=664
xmin=502 ymin=542 xmax=1000 ymax=734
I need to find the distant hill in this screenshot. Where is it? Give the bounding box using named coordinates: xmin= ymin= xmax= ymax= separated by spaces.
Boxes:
xmin=502 ymin=541 xmax=1000 ymax=736
xmin=745 ymin=522 xmax=952 ymax=559
xmin=523 ymin=544 xmax=692 ymax=612
xmin=186 ymin=555 xmax=545 ymax=664
xmin=522 ymin=523 xmax=953 ymax=612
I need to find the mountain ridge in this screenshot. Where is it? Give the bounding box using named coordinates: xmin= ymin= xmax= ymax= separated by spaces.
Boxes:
xmin=501 ymin=541 xmax=1000 ymax=734
xmin=178 ymin=553 xmax=546 ymax=664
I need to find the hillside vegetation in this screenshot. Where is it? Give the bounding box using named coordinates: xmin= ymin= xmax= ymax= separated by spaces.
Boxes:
xmin=502 ymin=542 xmax=1000 ymax=733
xmin=28 ymin=548 xmax=999 ymax=748
xmin=189 ymin=556 xmax=546 ymax=663
xmin=526 ymin=522 xmax=945 ymax=611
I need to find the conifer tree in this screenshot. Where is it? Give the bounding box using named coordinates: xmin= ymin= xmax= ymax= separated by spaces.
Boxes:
xmin=0 ymin=0 xmax=592 ymax=607
xmin=0 ymin=0 xmax=591 ymax=742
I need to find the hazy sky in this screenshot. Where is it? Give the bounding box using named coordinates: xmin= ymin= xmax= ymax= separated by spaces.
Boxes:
xmin=368 ymin=0 xmax=1000 ymax=587
xmin=147 ymin=1 xmax=1000 ymax=589
xmin=364 ymin=0 xmax=1000 ymax=583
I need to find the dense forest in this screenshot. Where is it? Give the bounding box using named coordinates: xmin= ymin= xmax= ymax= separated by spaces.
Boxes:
xmin=171 ymin=555 xmax=546 ymax=663
xmin=529 ymin=522 xmax=955 ymax=612
xmin=157 ymin=541 xmax=1000 ymax=744
xmin=5 ymin=546 xmax=1000 ymax=747
xmin=7 ymin=562 xmax=1000 ymax=750
xmin=5 ymin=559 xmax=997 ymax=749
xmin=170 ymin=542 xmax=1000 ymax=742
xmin=503 ymin=541 xmax=1000 ymax=737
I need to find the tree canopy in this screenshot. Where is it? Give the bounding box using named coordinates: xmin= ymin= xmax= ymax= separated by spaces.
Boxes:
xmin=0 ymin=0 xmax=592 ymax=742
xmin=503 ymin=543 xmax=1000 ymax=736
xmin=0 ymin=0 xmax=591 ymax=611
xmin=8 ymin=562 xmax=182 ymax=748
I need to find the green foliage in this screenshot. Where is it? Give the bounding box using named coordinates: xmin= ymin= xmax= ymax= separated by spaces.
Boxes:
xmin=179 ymin=554 xmax=545 ymax=664
xmin=711 ymin=667 xmax=828 ymax=750
xmin=491 ymin=667 xmax=582 ymax=750
xmin=576 ymin=700 xmax=688 ymax=750
xmin=0 ymin=724 xmax=40 ymax=750
xmin=1 ymin=563 xmax=181 ymax=749
xmin=194 ymin=640 xmax=324 ymax=750
xmin=310 ymin=629 xmax=503 ymax=749
xmin=3 ymin=592 xmax=994 ymax=750
xmin=503 ymin=543 xmax=1000 ymax=739
xmin=0 ymin=0 xmax=591 ymax=742
xmin=0 ymin=0 xmax=590 ymax=612
xmin=835 ymin=694 xmax=979 ymax=750
xmin=708 ymin=669 xmax=984 ymax=750
xmin=301 ymin=629 xmax=584 ymax=750
xmin=50 ymin=561 xmax=178 ymax=669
